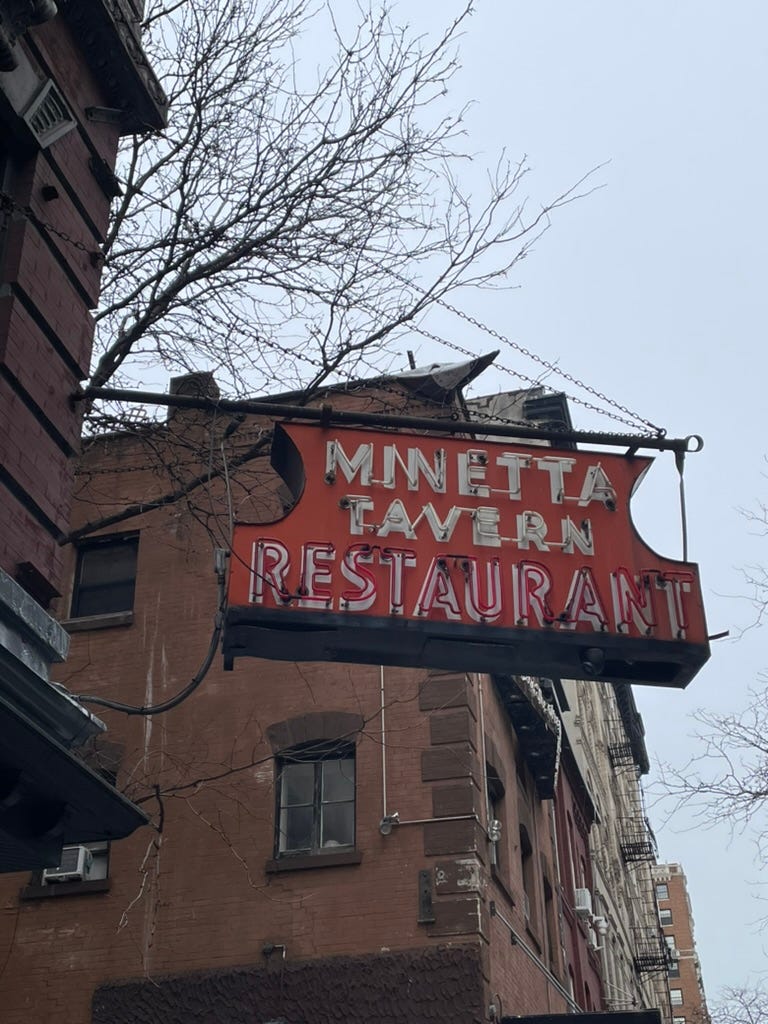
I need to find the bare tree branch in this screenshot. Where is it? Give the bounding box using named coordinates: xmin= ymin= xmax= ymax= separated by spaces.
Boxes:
xmin=87 ymin=0 xmax=588 ymax=410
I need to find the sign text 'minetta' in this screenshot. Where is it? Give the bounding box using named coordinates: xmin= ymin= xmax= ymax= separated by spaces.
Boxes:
xmin=244 ymin=436 xmax=696 ymax=639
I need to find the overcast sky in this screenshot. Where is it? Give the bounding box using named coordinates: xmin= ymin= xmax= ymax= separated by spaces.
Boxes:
xmin=400 ymin=0 xmax=768 ymax=998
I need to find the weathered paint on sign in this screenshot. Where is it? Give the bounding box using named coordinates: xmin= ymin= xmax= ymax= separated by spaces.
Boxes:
xmin=224 ymin=424 xmax=709 ymax=687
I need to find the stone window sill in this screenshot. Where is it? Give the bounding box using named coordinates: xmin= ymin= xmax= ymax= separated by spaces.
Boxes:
xmin=21 ymin=878 xmax=111 ymax=900
xmin=61 ymin=611 xmax=133 ymax=632
xmin=265 ymin=850 xmax=362 ymax=873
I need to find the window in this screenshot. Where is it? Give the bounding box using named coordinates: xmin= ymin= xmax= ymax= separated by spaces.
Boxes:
xmin=486 ymin=763 xmax=504 ymax=870
xmin=519 ymin=824 xmax=537 ymax=924
xmin=673 ymin=1017 xmax=686 ymax=1024
xmin=660 ymin=908 xmax=673 ymax=926
xmin=71 ymin=534 xmax=139 ymax=618
xmin=656 ymin=882 xmax=669 ymax=900
xmin=670 ymin=989 xmax=684 ymax=1007
xmin=665 ymin=935 xmax=679 ymax=975
xmin=276 ymin=744 xmax=355 ymax=857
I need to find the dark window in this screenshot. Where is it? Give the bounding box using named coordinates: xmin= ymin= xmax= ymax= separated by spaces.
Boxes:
xmin=486 ymin=763 xmax=504 ymax=870
xmin=71 ymin=534 xmax=139 ymax=617
xmin=660 ymin=908 xmax=673 ymax=926
xmin=543 ymin=873 xmax=557 ymax=968
xmin=276 ymin=743 xmax=355 ymax=857
xmin=520 ymin=823 xmax=537 ymax=924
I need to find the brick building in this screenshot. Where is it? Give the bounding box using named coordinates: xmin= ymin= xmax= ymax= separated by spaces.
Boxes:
xmin=0 ymin=365 xmax=655 ymax=1023
xmin=652 ymin=863 xmax=710 ymax=1024
xmin=0 ymin=362 xmax=693 ymax=1024
xmin=0 ymin=0 xmax=165 ymax=870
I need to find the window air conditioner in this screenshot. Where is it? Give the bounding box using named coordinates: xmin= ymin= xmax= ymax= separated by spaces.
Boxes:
xmin=43 ymin=845 xmax=93 ymax=883
xmin=574 ymin=887 xmax=593 ymax=919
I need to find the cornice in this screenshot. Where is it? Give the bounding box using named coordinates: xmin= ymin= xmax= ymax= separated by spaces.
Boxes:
xmin=58 ymin=0 xmax=167 ymax=132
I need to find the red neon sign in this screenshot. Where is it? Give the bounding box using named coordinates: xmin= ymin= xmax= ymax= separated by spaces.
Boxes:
xmin=224 ymin=424 xmax=709 ymax=687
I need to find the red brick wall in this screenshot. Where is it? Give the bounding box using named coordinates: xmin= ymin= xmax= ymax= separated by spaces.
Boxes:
xmin=0 ymin=417 xmax=584 ymax=1022
xmin=0 ymin=12 xmax=123 ymax=597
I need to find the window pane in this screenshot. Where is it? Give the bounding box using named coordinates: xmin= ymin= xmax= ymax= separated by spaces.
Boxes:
xmin=281 ymin=763 xmax=314 ymax=806
xmin=279 ymin=805 xmax=313 ymax=852
xmin=73 ymin=537 xmax=138 ymax=616
xmin=74 ymin=582 xmax=137 ymax=618
xmin=670 ymin=990 xmax=683 ymax=1007
xmin=656 ymin=883 xmax=669 ymax=900
xmin=322 ymin=758 xmax=355 ymax=802
xmin=79 ymin=544 xmax=136 ymax=586
xmin=320 ymin=801 xmax=354 ymax=847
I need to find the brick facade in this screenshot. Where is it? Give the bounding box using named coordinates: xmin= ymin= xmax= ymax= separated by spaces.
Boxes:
xmin=0 ymin=386 xmax=616 ymax=1022
xmin=0 ymin=0 xmax=164 ymax=599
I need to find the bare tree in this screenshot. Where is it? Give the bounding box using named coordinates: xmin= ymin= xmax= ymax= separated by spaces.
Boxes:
xmin=710 ymin=985 xmax=768 ymax=1024
xmin=89 ymin=0 xmax=589 ymax=409
xmin=659 ymin=685 xmax=768 ymax=865
xmin=658 ymin=493 xmax=768 ymax=874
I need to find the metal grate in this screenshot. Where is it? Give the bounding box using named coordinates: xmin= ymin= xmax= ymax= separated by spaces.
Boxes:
xmin=618 ymin=821 xmax=656 ymax=863
xmin=608 ymin=740 xmax=635 ymax=769
xmin=633 ymin=929 xmax=671 ymax=973
xmin=23 ymin=80 xmax=76 ymax=148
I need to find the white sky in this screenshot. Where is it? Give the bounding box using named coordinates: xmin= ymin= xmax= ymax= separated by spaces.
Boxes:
xmin=404 ymin=0 xmax=768 ymax=999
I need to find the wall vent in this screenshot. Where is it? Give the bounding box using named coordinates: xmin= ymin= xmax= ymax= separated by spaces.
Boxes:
xmin=23 ymin=80 xmax=76 ymax=148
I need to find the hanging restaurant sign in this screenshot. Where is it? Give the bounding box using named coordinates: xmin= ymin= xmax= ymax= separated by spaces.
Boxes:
xmin=224 ymin=424 xmax=709 ymax=687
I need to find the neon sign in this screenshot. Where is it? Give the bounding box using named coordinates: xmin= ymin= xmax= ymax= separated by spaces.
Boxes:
xmin=224 ymin=424 xmax=709 ymax=687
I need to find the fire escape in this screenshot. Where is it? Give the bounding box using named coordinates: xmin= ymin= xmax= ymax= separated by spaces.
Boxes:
xmin=606 ymin=684 xmax=671 ymax=976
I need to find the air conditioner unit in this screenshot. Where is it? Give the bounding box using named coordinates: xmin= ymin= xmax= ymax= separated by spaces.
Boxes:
xmin=43 ymin=845 xmax=93 ymax=883
xmin=574 ymin=888 xmax=593 ymax=919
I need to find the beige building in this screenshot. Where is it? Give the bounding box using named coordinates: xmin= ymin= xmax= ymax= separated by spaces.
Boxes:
xmin=560 ymin=677 xmax=671 ymax=1016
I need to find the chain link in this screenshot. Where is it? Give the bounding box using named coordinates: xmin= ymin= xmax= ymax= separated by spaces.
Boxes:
xmin=0 ymin=190 xmax=98 ymax=257
xmin=435 ymin=296 xmax=664 ymax=436
xmin=1 ymin=189 xmax=666 ymax=438
xmin=411 ymin=323 xmax=654 ymax=436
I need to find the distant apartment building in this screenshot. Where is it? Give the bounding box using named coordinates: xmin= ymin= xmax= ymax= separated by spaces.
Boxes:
xmin=652 ymin=863 xmax=710 ymax=1024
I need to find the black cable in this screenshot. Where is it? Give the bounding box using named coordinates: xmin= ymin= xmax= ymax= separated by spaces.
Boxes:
xmin=74 ymin=575 xmax=225 ymax=717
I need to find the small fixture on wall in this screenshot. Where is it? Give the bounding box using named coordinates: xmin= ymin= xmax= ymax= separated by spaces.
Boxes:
xmin=379 ymin=812 xmax=400 ymax=835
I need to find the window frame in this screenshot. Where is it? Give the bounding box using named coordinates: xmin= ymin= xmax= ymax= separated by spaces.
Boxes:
xmin=70 ymin=532 xmax=139 ymax=619
xmin=274 ymin=741 xmax=355 ymax=859
xmin=670 ymin=989 xmax=684 ymax=1007
xmin=659 ymin=907 xmax=674 ymax=926
xmin=656 ymin=882 xmax=670 ymax=901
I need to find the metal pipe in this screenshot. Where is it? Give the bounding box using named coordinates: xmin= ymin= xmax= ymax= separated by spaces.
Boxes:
xmin=393 ymin=814 xmax=479 ymax=827
xmin=490 ymin=901 xmax=582 ymax=1013
xmin=478 ymin=680 xmax=491 ymax=833
xmin=79 ymin=386 xmax=703 ymax=455
xmin=380 ymin=665 xmax=387 ymax=819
